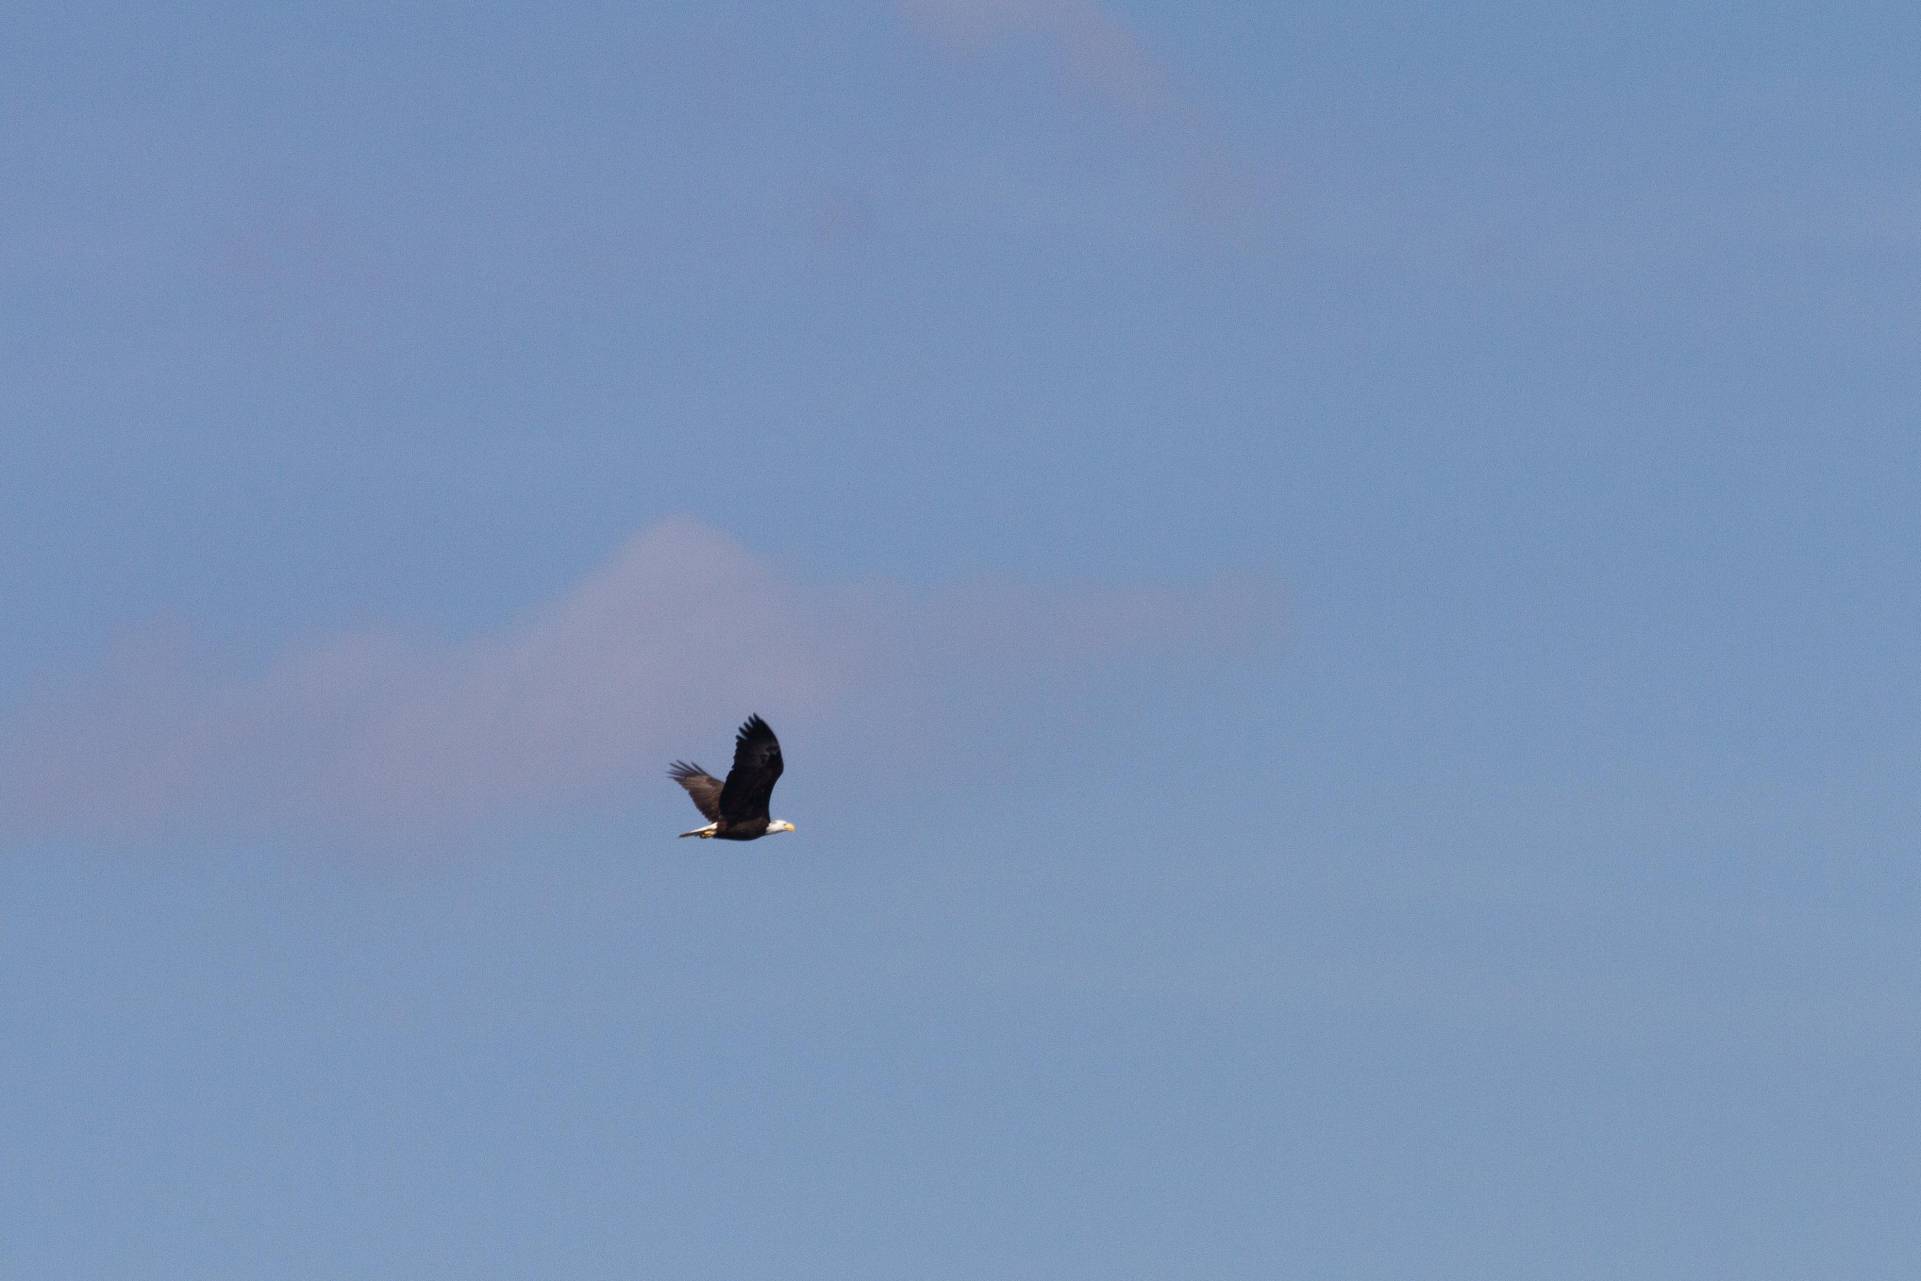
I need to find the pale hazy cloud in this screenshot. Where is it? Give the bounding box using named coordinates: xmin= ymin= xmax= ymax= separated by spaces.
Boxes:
xmin=897 ymin=0 xmax=1275 ymax=250
xmin=900 ymin=0 xmax=1169 ymax=114
xmin=0 ymin=519 xmax=1281 ymax=847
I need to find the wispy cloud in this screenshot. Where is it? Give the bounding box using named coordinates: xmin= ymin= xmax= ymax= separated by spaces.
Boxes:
xmin=900 ymin=0 xmax=1170 ymax=115
xmin=896 ymin=0 xmax=1273 ymax=250
xmin=0 ymin=519 xmax=1281 ymax=847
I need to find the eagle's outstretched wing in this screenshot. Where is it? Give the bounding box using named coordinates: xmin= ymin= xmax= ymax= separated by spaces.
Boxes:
xmin=718 ymin=714 xmax=783 ymax=824
xmin=667 ymin=760 xmax=723 ymax=821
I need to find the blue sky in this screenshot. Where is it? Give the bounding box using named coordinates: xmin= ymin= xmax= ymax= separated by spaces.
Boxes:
xmin=4 ymin=1 xmax=1918 ymax=1275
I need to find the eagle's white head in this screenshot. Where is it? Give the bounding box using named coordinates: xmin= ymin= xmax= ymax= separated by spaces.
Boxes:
xmin=767 ymin=819 xmax=798 ymax=835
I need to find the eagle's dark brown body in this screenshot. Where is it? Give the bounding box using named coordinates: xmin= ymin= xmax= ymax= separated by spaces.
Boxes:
xmin=668 ymin=715 xmax=794 ymax=841
xmin=709 ymin=817 xmax=775 ymax=841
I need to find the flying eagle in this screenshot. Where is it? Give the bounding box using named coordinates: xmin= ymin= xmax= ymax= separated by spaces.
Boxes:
xmin=668 ymin=714 xmax=797 ymax=840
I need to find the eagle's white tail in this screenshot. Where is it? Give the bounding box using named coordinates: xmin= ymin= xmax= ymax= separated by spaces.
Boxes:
xmin=679 ymin=823 xmax=718 ymax=838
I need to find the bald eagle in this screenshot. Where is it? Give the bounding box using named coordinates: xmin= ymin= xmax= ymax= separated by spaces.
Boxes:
xmin=668 ymin=714 xmax=796 ymax=840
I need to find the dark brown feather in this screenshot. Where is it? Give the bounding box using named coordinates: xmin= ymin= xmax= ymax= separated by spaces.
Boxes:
xmin=717 ymin=714 xmax=784 ymax=826
xmin=667 ymin=760 xmax=722 ymax=821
